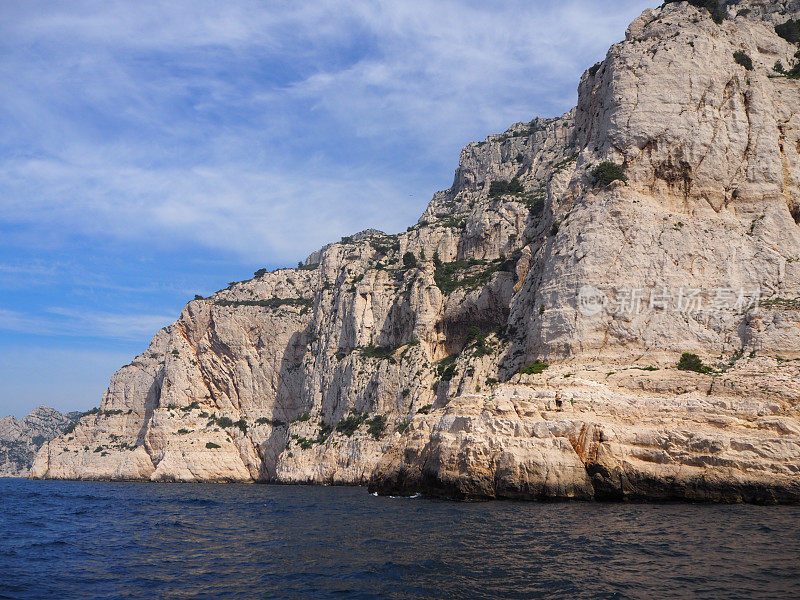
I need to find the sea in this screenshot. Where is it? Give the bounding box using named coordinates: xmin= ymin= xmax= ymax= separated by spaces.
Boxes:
xmin=1 ymin=478 xmax=799 ymax=599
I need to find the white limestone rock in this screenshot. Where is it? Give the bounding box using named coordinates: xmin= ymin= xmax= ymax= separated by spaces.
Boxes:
xmin=32 ymin=1 xmax=800 ymax=503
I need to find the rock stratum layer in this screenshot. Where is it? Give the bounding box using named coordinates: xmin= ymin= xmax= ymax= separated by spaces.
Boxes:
xmin=1 ymin=406 xmax=80 ymax=477
xmin=32 ymin=0 xmax=800 ymax=503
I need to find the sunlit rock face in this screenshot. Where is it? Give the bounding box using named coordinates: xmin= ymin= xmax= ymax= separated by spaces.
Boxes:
xmin=1 ymin=406 xmax=79 ymax=477
xmin=33 ymin=1 xmax=800 ymax=503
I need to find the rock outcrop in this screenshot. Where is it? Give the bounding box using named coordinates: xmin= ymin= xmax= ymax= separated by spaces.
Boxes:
xmin=1 ymin=406 xmax=80 ymax=477
xmin=32 ymin=0 xmax=800 ymax=503
xmin=370 ymin=361 xmax=800 ymax=503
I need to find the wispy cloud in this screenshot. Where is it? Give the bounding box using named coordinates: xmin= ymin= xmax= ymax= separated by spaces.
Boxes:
xmin=1 ymin=154 xmax=412 ymax=259
xmin=0 ymin=0 xmax=654 ymax=264
xmin=0 ymin=307 xmax=174 ymax=341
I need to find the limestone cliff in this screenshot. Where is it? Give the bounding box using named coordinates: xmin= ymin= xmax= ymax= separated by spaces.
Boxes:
xmin=1 ymin=406 xmax=80 ymax=477
xmin=32 ymin=0 xmax=800 ymax=503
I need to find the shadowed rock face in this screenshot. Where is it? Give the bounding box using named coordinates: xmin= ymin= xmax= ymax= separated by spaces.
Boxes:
xmin=32 ymin=1 xmax=800 ymax=502
xmin=0 ymin=407 xmax=79 ymax=477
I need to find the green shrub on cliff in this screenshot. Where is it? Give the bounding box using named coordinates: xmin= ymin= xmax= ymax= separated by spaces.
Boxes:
xmin=592 ymin=161 xmax=627 ymax=186
xmin=488 ymin=178 xmax=524 ymax=198
xmin=520 ymin=360 xmax=549 ymax=375
xmin=336 ymin=412 xmax=366 ymax=437
xmin=215 ymin=416 xmax=234 ymax=429
xmin=677 ymin=352 xmax=714 ymax=374
xmin=403 ymin=252 xmax=418 ymax=268
xmin=436 ymin=355 xmax=458 ymax=381
xmin=432 ymin=256 xmax=510 ymax=295
xmin=776 ymin=19 xmax=800 ymax=44
xmin=774 ymin=59 xmax=800 ymax=79
xmin=366 ymin=415 xmax=387 ymax=439
xmin=360 ymin=345 xmax=396 ymax=360
xmin=206 ymin=442 xmax=221 ymax=449
xmin=316 ymin=423 xmax=333 ymax=444
xmin=464 ymin=325 xmax=491 ymax=356
xmin=213 ymin=297 xmax=312 ymax=310
xmin=733 ymin=50 xmax=753 ymax=71
xmin=464 ymin=326 xmax=485 ymax=344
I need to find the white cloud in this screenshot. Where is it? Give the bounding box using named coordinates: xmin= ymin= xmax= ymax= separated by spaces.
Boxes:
xmin=46 ymin=307 xmax=176 ymax=340
xmin=0 ymin=307 xmax=174 ymax=341
xmin=0 ymin=153 xmax=415 ymax=260
xmin=0 ymin=0 xmax=655 ymax=264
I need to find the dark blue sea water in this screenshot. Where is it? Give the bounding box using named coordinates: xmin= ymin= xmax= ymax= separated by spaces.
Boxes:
xmin=1 ymin=479 xmax=799 ymax=600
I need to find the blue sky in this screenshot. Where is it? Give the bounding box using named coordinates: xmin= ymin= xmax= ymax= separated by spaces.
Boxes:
xmin=0 ymin=0 xmax=654 ymax=417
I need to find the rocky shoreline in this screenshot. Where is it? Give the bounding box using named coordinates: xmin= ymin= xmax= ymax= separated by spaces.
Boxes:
xmin=32 ymin=0 xmax=800 ymax=503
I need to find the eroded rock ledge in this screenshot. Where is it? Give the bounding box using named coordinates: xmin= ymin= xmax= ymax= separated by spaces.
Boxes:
xmin=369 ymin=361 xmax=800 ymax=504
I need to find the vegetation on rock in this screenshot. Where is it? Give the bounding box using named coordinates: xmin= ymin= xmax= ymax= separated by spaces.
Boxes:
xmin=433 ymin=255 xmax=510 ymax=294
xmin=520 ymin=360 xmax=549 ymax=375
xmin=776 ymin=19 xmax=800 ymax=44
xmin=677 ymin=353 xmax=714 ymax=374
xmin=733 ymin=50 xmax=753 ymax=71
xmin=664 ymin=0 xmax=725 ymax=24
xmin=592 ymin=162 xmax=627 ymax=186
xmin=366 ymin=415 xmax=387 ymax=439
xmin=336 ymin=412 xmax=367 ymax=437
xmin=488 ymin=178 xmax=524 ymax=198
xmin=360 ymin=345 xmax=397 ymax=360
xmin=436 ymin=355 xmax=458 ymax=381
xmin=214 ymin=297 xmax=312 ymax=310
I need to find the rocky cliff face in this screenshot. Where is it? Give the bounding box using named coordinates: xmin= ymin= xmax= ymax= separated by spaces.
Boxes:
xmin=32 ymin=0 xmax=800 ymax=502
xmin=1 ymin=406 xmax=80 ymax=477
